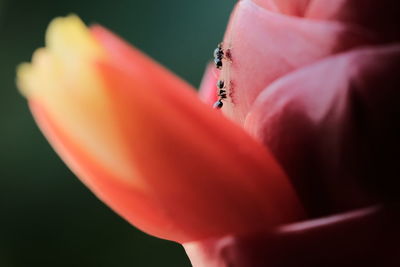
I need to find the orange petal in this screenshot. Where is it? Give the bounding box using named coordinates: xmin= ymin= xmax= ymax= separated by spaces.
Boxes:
xmin=29 ymin=100 xmax=173 ymax=240
xmin=91 ymin=25 xmax=305 ymax=241
xmin=17 ymin=16 xmax=304 ymax=243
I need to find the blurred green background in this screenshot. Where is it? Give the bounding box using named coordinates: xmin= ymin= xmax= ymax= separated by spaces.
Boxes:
xmin=0 ymin=0 xmax=234 ymax=266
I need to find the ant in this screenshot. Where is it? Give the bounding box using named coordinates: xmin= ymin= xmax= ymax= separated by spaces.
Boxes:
xmin=213 ymin=42 xmax=232 ymax=69
xmin=213 ymin=43 xmax=224 ymax=69
xmin=213 ymin=79 xmax=227 ymax=109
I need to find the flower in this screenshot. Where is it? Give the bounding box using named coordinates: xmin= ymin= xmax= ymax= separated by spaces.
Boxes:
xmin=217 ymin=0 xmax=400 ymax=218
xmin=17 ymin=0 xmax=400 ymax=265
xmin=187 ymin=0 xmax=400 ymax=265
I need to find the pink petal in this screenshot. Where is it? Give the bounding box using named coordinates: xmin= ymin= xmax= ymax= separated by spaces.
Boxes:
xmin=198 ymin=63 xmax=218 ymax=105
xmin=219 ymin=0 xmax=369 ymax=124
xmin=185 ymin=205 xmax=400 ymax=267
xmin=306 ymin=0 xmax=400 ymax=43
xmin=245 ymin=44 xmax=400 ymax=216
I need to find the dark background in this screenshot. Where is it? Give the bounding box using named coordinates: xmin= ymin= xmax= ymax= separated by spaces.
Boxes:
xmin=0 ymin=0 xmax=234 ymax=266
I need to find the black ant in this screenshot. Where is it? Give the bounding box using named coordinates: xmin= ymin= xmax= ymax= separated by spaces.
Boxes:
xmin=213 ymin=79 xmax=227 ymax=109
xmin=213 ymin=43 xmax=224 ymax=69
xmin=212 ymin=43 xmax=232 ymax=109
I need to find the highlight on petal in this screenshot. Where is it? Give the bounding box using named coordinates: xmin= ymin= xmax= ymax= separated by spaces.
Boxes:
xmin=245 ymin=44 xmax=400 ymax=217
xmin=17 ymin=16 xmax=304 ymax=243
xmin=218 ymin=0 xmax=369 ymax=124
xmin=253 ymin=0 xmax=311 ymax=17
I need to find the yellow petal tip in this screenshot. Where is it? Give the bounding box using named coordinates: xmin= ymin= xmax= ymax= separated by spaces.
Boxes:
xmin=16 ymin=14 xmax=105 ymax=99
xmin=45 ymin=14 xmax=103 ymax=58
xmin=16 ymin=63 xmax=32 ymax=97
xmin=16 ymin=14 xmax=138 ymax=185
